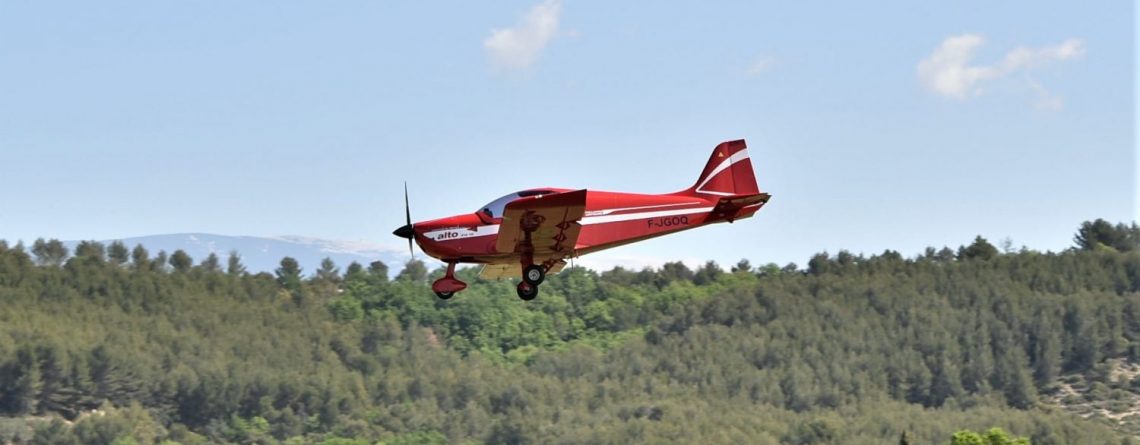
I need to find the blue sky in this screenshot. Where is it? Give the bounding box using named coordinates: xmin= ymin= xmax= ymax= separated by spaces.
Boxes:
xmin=1 ymin=1 xmax=1134 ymax=271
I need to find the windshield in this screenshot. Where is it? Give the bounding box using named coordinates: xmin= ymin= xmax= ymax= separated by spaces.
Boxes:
xmin=479 ymin=190 xmax=553 ymax=218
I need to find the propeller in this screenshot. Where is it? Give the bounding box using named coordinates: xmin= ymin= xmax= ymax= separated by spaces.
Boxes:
xmin=392 ymin=182 xmax=415 ymax=258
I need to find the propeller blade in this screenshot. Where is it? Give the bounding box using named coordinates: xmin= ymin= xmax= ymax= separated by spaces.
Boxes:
xmin=404 ymin=182 xmax=411 ymax=227
xmin=404 ymin=182 xmax=414 ymax=259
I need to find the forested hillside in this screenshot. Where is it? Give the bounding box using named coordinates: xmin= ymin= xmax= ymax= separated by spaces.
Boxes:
xmin=1 ymin=220 xmax=1139 ymax=444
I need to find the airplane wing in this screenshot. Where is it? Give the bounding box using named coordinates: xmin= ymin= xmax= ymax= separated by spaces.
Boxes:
xmin=479 ymin=261 xmax=567 ymax=279
xmin=494 ymin=189 xmax=587 ymax=261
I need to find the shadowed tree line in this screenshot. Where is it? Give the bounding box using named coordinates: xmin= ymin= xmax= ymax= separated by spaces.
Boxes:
xmin=0 ymin=219 xmax=1137 ymax=444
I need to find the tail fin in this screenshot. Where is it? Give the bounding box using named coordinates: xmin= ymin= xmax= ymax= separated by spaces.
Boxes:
xmin=680 ymin=139 xmax=760 ymax=197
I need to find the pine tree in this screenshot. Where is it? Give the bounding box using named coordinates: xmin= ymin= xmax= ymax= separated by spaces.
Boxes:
xmin=368 ymin=261 xmax=389 ymax=282
xmin=395 ymin=260 xmax=427 ymax=282
xmin=73 ymin=241 xmax=105 ymax=262
xmin=200 ymin=253 xmax=221 ymax=273
xmin=130 ymin=245 xmax=150 ymax=271
xmin=169 ymin=250 xmax=193 ymax=273
xmin=693 ymin=260 xmax=723 ymax=285
xmin=344 ymin=262 xmax=366 ymax=284
xmin=226 ymin=251 xmax=246 ymax=276
xmin=1031 ymin=310 xmax=1062 ymax=386
xmin=276 ymin=257 xmax=305 ymax=306
xmin=152 ymin=251 xmax=168 ymax=273
xmin=107 ymin=241 xmax=129 ymax=266
xmin=276 ymin=257 xmax=303 ymax=288
xmin=13 ymin=347 xmax=43 ymax=415
xmin=1075 ymin=219 xmax=1140 ymax=252
xmin=31 ymin=238 xmax=69 ymax=267
xmin=315 ymin=257 xmax=341 ymax=283
xmin=958 ymin=236 xmax=998 ymax=260
xmin=929 ymin=355 xmax=964 ymax=407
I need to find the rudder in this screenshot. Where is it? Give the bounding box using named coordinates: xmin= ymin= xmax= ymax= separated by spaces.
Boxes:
xmin=682 ymin=139 xmax=760 ymax=197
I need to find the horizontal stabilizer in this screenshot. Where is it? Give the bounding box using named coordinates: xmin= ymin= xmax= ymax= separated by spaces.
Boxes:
xmin=714 ymin=192 xmax=771 ymax=221
xmin=716 ymin=192 xmax=770 ymax=209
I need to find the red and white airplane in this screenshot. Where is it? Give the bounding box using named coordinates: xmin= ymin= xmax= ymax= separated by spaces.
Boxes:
xmin=393 ymin=139 xmax=770 ymax=300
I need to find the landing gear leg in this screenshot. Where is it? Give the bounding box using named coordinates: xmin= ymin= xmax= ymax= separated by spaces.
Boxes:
xmin=431 ymin=261 xmax=466 ymax=300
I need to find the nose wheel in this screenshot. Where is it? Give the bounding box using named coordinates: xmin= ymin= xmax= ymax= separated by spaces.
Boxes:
xmin=431 ymin=261 xmax=466 ymax=300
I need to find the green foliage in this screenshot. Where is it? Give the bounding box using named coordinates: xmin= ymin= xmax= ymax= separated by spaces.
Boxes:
xmin=317 ymin=438 xmax=371 ymax=445
xmin=131 ymin=245 xmax=150 ymax=270
xmin=951 ymin=430 xmax=986 ymax=445
xmin=367 ymin=261 xmax=389 ymax=282
xmin=108 ymin=241 xmax=130 ymax=266
xmin=0 ymin=417 xmax=36 ymax=443
xmin=1075 ymin=219 xmax=1140 ymax=252
xmin=152 ymin=250 xmax=168 ymax=273
xmin=169 ymin=250 xmax=193 ymax=273
xmin=693 ymin=260 xmax=723 ymax=285
xmin=328 ymin=298 xmax=364 ymax=322
xmin=26 ymin=403 xmax=166 ymax=445
xmin=74 ymin=241 xmax=106 ymax=262
xmin=31 ymin=419 xmax=78 ymax=445
xmin=226 ymin=251 xmax=246 ymax=276
xmin=1 ymin=222 xmax=1138 ymax=444
xmin=316 ymin=257 xmax=341 ymax=283
xmin=276 ymin=257 xmax=303 ymax=287
xmin=276 ymin=256 xmax=304 ymax=305
xmin=200 ymin=253 xmax=221 ymax=273
xmin=959 ymin=236 xmax=999 ymax=260
xmin=395 ymin=260 xmax=427 ymax=282
xmin=380 ymin=430 xmax=447 ymax=445
xmin=949 ymin=428 xmax=1030 ymax=445
xmin=31 ymin=238 xmax=69 ymax=267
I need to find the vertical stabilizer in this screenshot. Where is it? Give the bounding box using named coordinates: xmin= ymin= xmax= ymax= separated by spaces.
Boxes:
xmin=681 ymin=139 xmax=760 ymax=197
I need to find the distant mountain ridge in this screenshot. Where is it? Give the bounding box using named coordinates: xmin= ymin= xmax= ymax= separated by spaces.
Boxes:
xmin=64 ymin=233 xmax=413 ymax=277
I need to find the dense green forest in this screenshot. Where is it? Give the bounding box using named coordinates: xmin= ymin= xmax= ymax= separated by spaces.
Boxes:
xmin=1 ymin=219 xmax=1139 ymax=444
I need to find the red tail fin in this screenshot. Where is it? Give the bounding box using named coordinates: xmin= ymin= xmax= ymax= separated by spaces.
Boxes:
xmin=680 ymin=139 xmax=760 ymax=197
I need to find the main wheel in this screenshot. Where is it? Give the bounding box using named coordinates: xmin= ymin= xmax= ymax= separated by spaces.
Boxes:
xmin=516 ymin=282 xmax=538 ymax=301
xmin=523 ymin=265 xmax=546 ymax=286
xmin=434 ymin=291 xmax=454 ymax=300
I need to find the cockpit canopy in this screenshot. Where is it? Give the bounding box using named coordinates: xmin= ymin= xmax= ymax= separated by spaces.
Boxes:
xmin=479 ymin=189 xmax=554 ymax=219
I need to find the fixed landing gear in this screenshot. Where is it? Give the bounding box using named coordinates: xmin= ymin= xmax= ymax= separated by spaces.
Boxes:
xmin=428 ymin=258 xmax=550 ymax=301
xmin=516 ymin=282 xmax=538 ymax=301
xmin=515 ymin=261 xmax=550 ymax=301
xmin=431 ymin=261 xmax=466 ymax=300
xmin=523 ymin=264 xmax=545 ymax=286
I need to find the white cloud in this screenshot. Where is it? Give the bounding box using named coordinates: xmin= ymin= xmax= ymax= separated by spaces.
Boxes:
xmin=917 ymin=34 xmax=1084 ymax=107
xmin=747 ymin=56 xmax=776 ymax=76
xmin=1028 ymin=79 xmax=1064 ymax=111
xmin=484 ymin=0 xmax=562 ymax=71
xmin=999 ymin=38 xmax=1085 ymax=72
